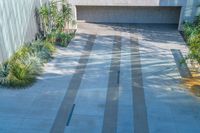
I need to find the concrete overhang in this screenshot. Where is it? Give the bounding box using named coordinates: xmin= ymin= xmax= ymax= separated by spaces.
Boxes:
xmin=69 ymin=0 xmax=186 ymax=7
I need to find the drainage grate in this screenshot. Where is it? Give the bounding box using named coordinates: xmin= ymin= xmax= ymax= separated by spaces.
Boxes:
xmin=66 ymin=104 xmax=75 ymax=126
xmin=171 ymin=49 xmax=192 ymax=78
xmin=117 ymin=70 xmax=120 ymax=85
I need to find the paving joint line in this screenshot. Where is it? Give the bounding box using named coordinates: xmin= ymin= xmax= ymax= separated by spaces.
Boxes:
xmin=102 ymin=34 xmax=121 ymax=133
xmin=130 ymin=35 xmax=149 ymax=133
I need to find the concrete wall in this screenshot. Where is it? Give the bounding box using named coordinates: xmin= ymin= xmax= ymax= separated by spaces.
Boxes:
xmin=0 ymin=0 xmax=49 ymax=63
xmin=77 ymin=6 xmax=180 ymax=24
xmin=69 ymin=0 xmax=200 ymax=30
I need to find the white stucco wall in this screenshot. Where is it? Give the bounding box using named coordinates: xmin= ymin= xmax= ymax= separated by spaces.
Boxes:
xmin=0 ymin=0 xmax=49 ymax=63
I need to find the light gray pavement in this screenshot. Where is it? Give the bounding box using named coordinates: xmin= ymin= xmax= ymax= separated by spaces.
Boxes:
xmin=1 ymin=23 xmax=200 ymax=133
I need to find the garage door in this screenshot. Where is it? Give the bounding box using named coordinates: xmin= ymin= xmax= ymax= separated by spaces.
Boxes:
xmin=77 ymin=6 xmax=181 ymax=24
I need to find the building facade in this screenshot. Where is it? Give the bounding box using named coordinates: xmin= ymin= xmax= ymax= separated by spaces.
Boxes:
xmin=69 ymin=0 xmax=200 ymax=30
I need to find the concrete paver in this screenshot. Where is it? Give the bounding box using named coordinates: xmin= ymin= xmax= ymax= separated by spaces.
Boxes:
xmin=0 ymin=23 xmax=200 ymax=133
xmin=65 ymin=35 xmax=113 ymax=133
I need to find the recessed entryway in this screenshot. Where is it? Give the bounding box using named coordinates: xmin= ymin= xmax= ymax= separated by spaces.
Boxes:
xmin=76 ymin=6 xmax=181 ymax=25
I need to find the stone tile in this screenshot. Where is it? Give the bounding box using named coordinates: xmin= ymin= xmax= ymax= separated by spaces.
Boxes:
xmin=117 ymin=105 xmax=133 ymax=133
xmin=0 ymin=117 xmax=22 ymax=131
xmin=65 ymin=126 xmax=100 ymax=133
xmin=149 ymin=122 xmax=178 ymax=133
xmin=69 ymin=114 xmax=102 ymax=129
xmin=75 ymin=90 xmax=107 ymax=105
xmin=18 ymin=118 xmax=53 ymax=132
xmin=65 ymin=114 xmax=102 ymax=133
xmin=1 ymin=23 xmax=200 ymax=133
xmin=73 ymin=101 xmax=105 ymax=116
xmin=118 ymin=90 xmax=133 ymax=106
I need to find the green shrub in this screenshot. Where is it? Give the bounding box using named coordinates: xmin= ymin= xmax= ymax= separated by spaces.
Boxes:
xmin=39 ymin=0 xmax=75 ymax=34
xmin=8 ymin=56 xmax=41 ymax=87
xmin=43 ymin=41 xmax=56 ymax=54
xmin=7 ymin=47 xmax=43 ymax=87
xmin=46 ymin=32 xmax=57 ymax=44
xmin=0 ymin=62 xmax=10 ymax=86
xmin=39 ymin=4 xmax=50 ymax=36
xmin=183 ymin=23 xmax=196 ymax=41
xmin=68 ymin=32 xmax=75 ymax=43
xmin=0 ymin=40 xmax=56 ymax=87
xmin=183 ymin=15 xmax=200 ymax=64
xmin=186 ymin=35 xmax=200 ymax=64
xmin=194 ymin=15 xmax=200 ymax=26
xmin=29 ymin=40 xmax=55 ymax=63
xmin=0 ymin=0 xmax=75 ymax=88
xmin=0 ymin=59 xmax=40 ymax=88
xmin=55 ymin=32 xmax=74 ymax=47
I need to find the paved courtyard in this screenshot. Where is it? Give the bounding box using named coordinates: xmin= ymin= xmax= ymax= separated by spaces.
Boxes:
xmin=0 ymin=23 xmax=200 ymax=133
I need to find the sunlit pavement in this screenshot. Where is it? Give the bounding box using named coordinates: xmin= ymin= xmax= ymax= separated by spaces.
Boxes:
xmin=0 ymin=23 xmax=200 ymax=133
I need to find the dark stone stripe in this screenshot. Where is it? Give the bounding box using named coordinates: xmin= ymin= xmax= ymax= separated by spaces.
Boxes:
xmin=171 ymin=49 xmax=192 ymax=78
xmin=102 ymin=35 xmax=121 ymax=133
xmin=130 ymin=36 xmax=149 ymax=133
xmin=50 ymin=35 xmax=96 ymax=133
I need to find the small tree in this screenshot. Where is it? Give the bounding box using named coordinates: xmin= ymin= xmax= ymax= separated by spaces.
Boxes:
xmin=39 ymin=0 xmax=75 ymax=34
xmin=39 ymin=4 xmax=50 ymax=36
xmin=62 ymin=2 xmax=73 ymax=33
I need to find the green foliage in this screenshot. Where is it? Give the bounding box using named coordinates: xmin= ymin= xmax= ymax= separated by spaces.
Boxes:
xmin=194 ymin=15 xmax=200 ymax=26
xmin=55 ymin=32 xmax=74 ymax=47
xmin=46 ymin=32 xmax=57 ymax=43
xmin=29 ymin=41 xmax=55 ymax=63
xmin=0 ymin=0 xmax=75 ymax=88
xmin=8 ymin=55 xmax=42 ymax=87
xmin=62 ymin=2 xmax=74 ymax=33
xmin=183 ymin=23 xmax=196 ymax=41
xmin=55 ymin=14 xmax=65 ymax=32
xmin=0 ymin=40 xmax=55 ymax=88
xmin=183 ymin=15 xmax=200 ymax=64
xmin=39 ymin=4 xmax=50 ymax=36
xmin=0 ymin=62 xmax=10 ymax=86
xmin=67 ymin=32 xmax=75 ymax=44
xmin=186 ymin=35 xmax=200 ymax=64
xmin=38 ymin=0 xmax=75 ymax=47
xmin=39 ymin=0 xmax=75 ymax=34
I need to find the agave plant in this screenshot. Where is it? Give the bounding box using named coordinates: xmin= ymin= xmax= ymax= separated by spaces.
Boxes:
xmin=8 ymin=53 xmax=43 ymax=87
xmin=0 ymin=62 xmax=10 ymax=86
xmin=43 ymin=41 xmax=56 ymax=54
xmin=30 ymin=41 xmax=55 ymax=62
xmin=4 ymin=43 xmax=46 ymax=87
xmin=9 ymin=64 xmax=35 ymax=87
